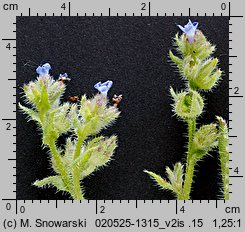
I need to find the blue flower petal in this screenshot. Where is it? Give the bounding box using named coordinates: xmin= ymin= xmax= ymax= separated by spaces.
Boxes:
xmin=59 ymin=73 xmax=68 ymax=78
xmin=94 ymin=80 xmax=113 ymax=96
xmin=178 ymin=20 xmax=198 ymax=44
xmin=36 ymin=63 xmax=51 ymax=76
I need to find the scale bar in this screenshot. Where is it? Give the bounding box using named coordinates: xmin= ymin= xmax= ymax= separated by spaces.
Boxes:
xmin=2 ymin=118 xmax=16 ymax=121
xmin=2 ymin=39 xmax=16 ymax=41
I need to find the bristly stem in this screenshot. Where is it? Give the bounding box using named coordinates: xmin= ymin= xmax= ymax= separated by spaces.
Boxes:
xmin=72 ymin=169 xmax=84 ymax=200
xmin=74 ymin=136 xmax=85 ymax=160
xmin=72 ymin=128 xmax=87 ymax=200
xmin=187 ymin=118 xmax=196 ymax=150
xmin=217 ymin=117 xmax=229 ymax=200
xmin=73 ymin=127 xmax=87 ymax=160
xmin=178 ymin=159 xmax=196 ymax=200
xmin=180 ymin=118 xmax=196 ymax=200
xmin=48 ymin=140 xmax=71 ymax=192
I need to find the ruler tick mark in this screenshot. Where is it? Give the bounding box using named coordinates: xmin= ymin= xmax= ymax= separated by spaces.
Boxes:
xmin=95 ymin=200 xmax=98 ymax=214
xmin=149 ymin=2 xmax=151 ymax=16
xmin=69 ymin=1 xmax=71 ymax=16
xmin=175 ymin=200 xmax=178 ymax=214
xmin=229 ymin=2 xmax=231 ymax=20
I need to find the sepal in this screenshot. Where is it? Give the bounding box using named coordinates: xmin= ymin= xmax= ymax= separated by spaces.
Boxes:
xmin=192 ymin=124 xmax=219 ymax=161
xmin=73 ymin=136 xmax=117 ymax=179
xmin=170 ymin=88 xmax=204 ymax=120
xmin=22 ymin=75 xmax=65 ymax=110
xmin=79 ymin=94 xmax=120 ymax=135
xmin=175 ymin=30 xmax=215 ymax=60
xmin=171 ymin=31 xmax=220 ymax=91
xmin=166 ymin=163 xmax=183 ymax=194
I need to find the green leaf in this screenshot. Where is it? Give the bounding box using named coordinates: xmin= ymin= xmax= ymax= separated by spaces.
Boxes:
xmin=86 ymin=136 xmax=104 ymax=150
xmin=61 ymin=138 xmax=75 ymax=172
xmin=201 ymin=69 xmax=222 ymax=90
xmin=23 ymin=81 xmax=41 ymax=106
xmin=217 ymin=116 xmax=229 ymax=200
xmin=18 ymin=103 xmax=40 ymax=123
xmin=198 ymin=58 xmax=218 ymax=80
xmin=49 ymin=82 xmax=65 ymax=105
xmin=165 ymin=163 xmax=183 ymax=194
xmin=73 ymin=136 xmax=117 ymax=179
xmin=192 ymin=124 xmax=218 ymax=160
xmin=72 ymin=147 xmax=96 ymax=177
xmin=79 ymin=94 xmax=120 ymax=135
xmin=53 ymin=103 xmax=72 ymax=135
xmin=36 ymin=83 xmax=50 ymax=120
xmin=33 ymin=175 xmax=67 ymax=192
xmin=42 ymin=110 xmax=59 ymax=144
xmin=144 ymin=170 xmax=173 ymax=191
xmin=174 ymin=163 xmax=183 ymax=185
xmin=196 ymin=44 xmax=215 ymax=61
xmin=70 ymin=104 xmax=83 ymax=134
xmin=169 ymin=50 xmax=182 ymax=68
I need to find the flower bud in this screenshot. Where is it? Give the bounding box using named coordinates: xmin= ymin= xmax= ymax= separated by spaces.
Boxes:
xmin=178 ymin=20 xmax=198 ymax=44
xmin=170 ymin=88 xmax=204 ymax=120
xmin=192 ymin=124 xmax=218 ymax=161
xmin=176 ymin=28 xmax=215 ymax=61
xmin=79 ymin=94 xmax=120 ymax=135
xmin=194 ymin=59 xmax=221 ymax=90
xmin=166 ymin=162 xmax=183 ymax=194
xmin=76 ymin=136 xmax=117 ymax=178
xmin=22 ymin=75 xmax=65 ymax=109
xmin=171 ymin=29 xmax=220 ymax=91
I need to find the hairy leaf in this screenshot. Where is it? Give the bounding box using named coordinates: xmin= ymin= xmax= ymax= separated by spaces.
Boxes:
xmin=144 ymin=170 xmax=173 ymax=191
xmin=33 ymin=175 xmax=67 ymax=192
xmin=18 ymin=103 xmax=40 ymax=123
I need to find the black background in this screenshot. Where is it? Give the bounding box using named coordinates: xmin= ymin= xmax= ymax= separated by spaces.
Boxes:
xmin=17 ymin=17 xmax=229 ymax=199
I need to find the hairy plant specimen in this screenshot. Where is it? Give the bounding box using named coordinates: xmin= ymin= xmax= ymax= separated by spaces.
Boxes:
xmin=19 ymin=64 xmax=120 ymax=200
xmin=145 ymin=20 xmax=229 ymax=200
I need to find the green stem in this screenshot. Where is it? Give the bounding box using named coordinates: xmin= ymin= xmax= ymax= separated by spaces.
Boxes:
xmin=48 ymin=140 xmax=71 ymax=192
xmin=74 ymin=128 xmax=87 ymax=160
xmin=180 ymin=118 xmax=196 ymax=200
xmin=187 ymin=118 xmax=196 ymax=150
xmin=219 ymin=151 xmax=229 ymax=200
xmin=71 ymin=128 xmax=87 ymax=200
xmin=186 ymin=118 xmax=196 ymax=175
xmin=72 ymin=169 xmax=84 ymax=200
xmin=217 ymin=118 xmax=229 ymax=200
xmin=178 ymin=160 xmax=196 ymax=200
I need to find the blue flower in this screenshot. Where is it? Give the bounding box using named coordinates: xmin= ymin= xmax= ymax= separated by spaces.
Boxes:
xmin=94 ymin=80 xmax=113 ymax=97
xmin=36 ymin=63 xmax=51 ymax=76
xmin=59 ymin=73 xmax=68 ymax=78
xmin=178 ymin=20 xmax=198 ymax=44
